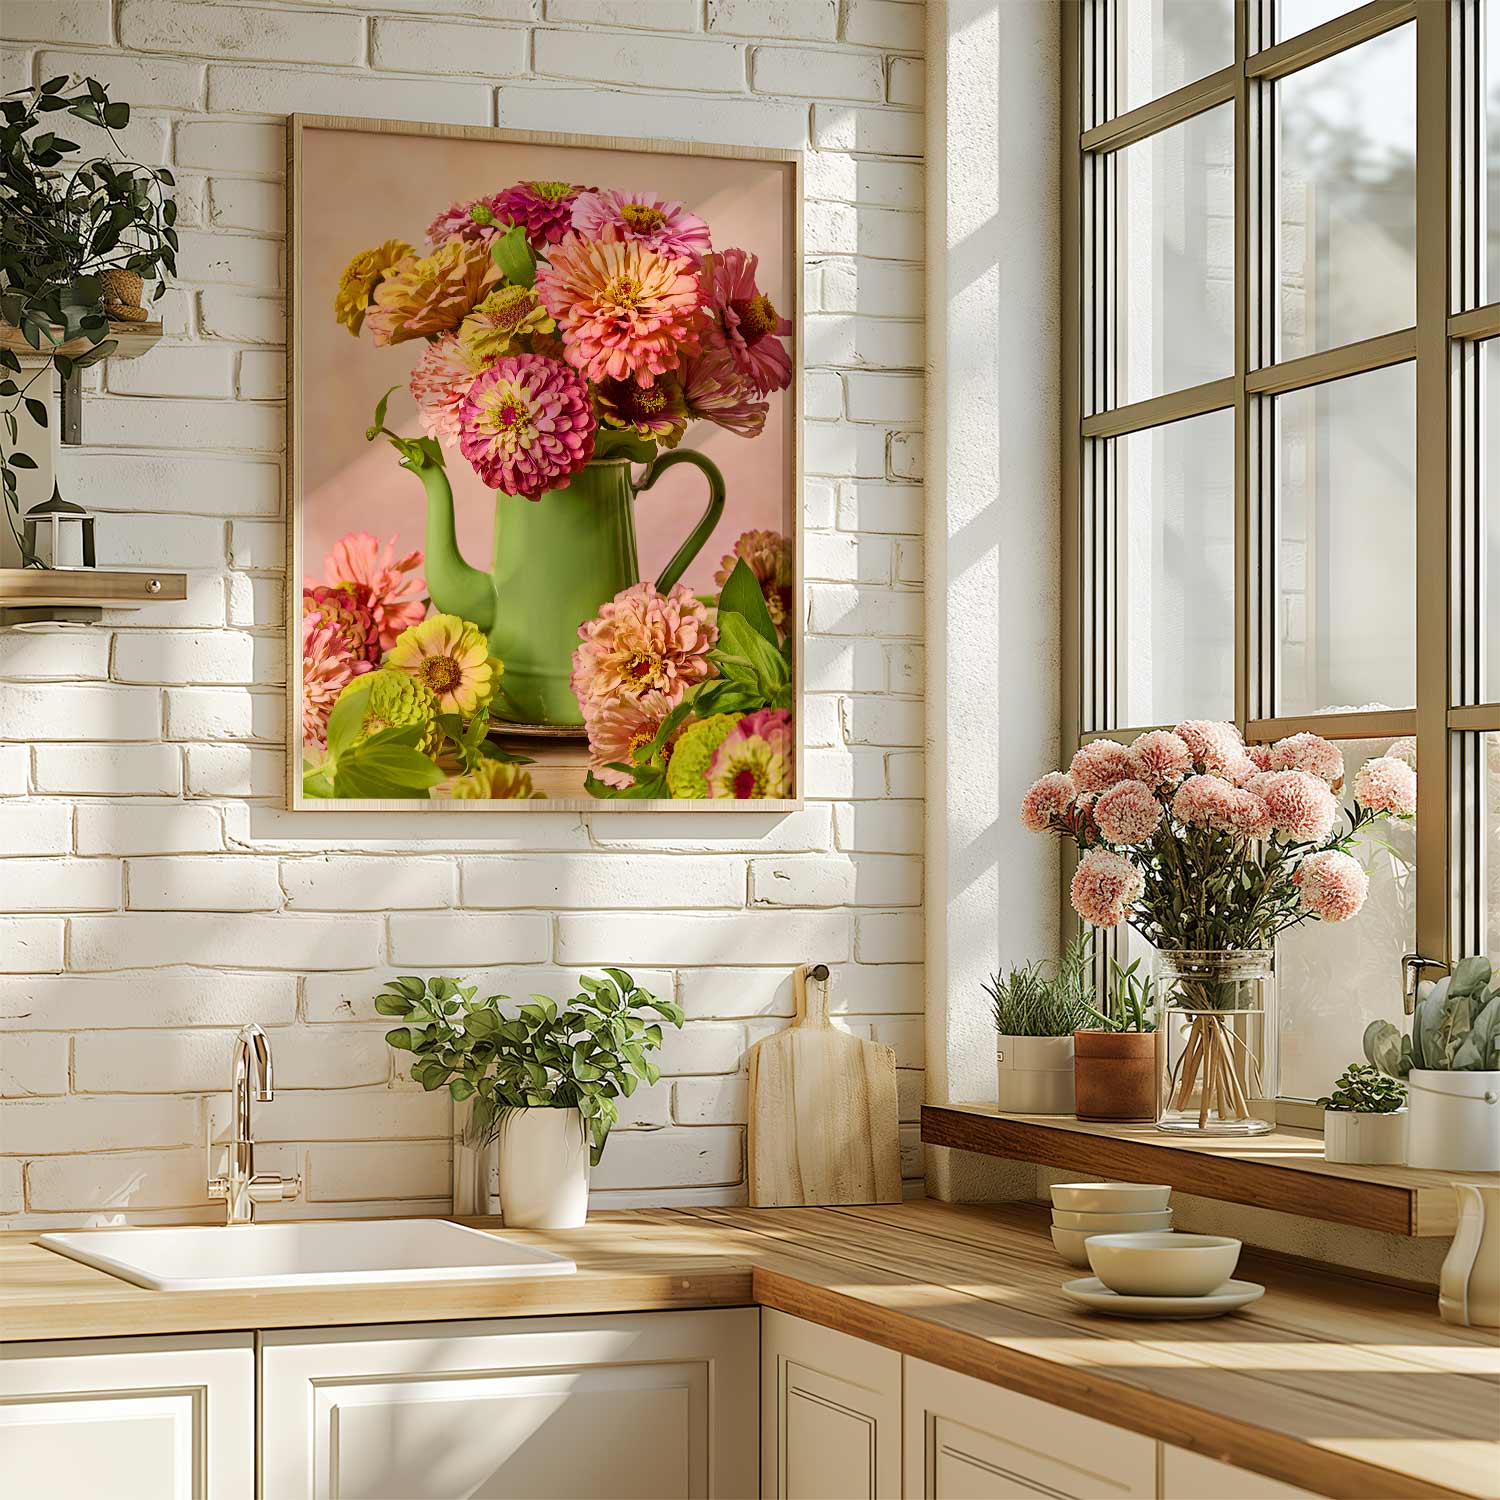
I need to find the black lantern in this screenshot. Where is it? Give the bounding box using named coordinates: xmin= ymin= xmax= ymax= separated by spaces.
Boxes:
xmin=23 ymin=486 xmax=96 ymax=570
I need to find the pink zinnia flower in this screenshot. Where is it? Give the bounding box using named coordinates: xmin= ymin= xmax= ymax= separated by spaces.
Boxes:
xmin=714 ymin=529 xmax=792 ymax=632
xmin=1352 ymin=755 xmax=1417 ymax=817
xmin=1094 ymin=779 xmax=1162 ymax=845
xmin=1295 ymin=850 xmax=1369 ymax=923
xmin=1171 ymin=774 xmax=1242 ymax=833
xmin=458 ymin=354 xmax=595 ymax=499
xmin=1069 ymin=739 xmax=1132 ymax=794
xmin=1070 ymin=847 xmax=1145 ymax=928
xmin=493 ymin=181 xmax=593 ymax=247
xmin=1128 ymin=729 xmax=1192 ymax=789
xmin=302 ymin=582 xmax=379 ymax=665
xmin=701 ymin=247 xmax=792 ymax=396
xmin=1246 ymin=742 xmax=1273 ymax=772
xmin=425 ymin=193 xmax=507 ymax=248
xmin=1269 ymin=731 xmax=1345 ymax=790
xmin=1229 ymin=789 xmax=1273 ymax=841
xmin=302 ymin=614 xmax=370 ymax=749
xmin=679 ymin=350 xmax=768 ymax=437
xmin=1388 ymin=736 xmax=1417 ymax=772
xmin=1262 ymin=770 xmax=1339 ymax=843
xmin=365 ymin=239 xmax=500 ymax=347
xmin=584 ymin=689 xmax=679 ymax=789
xmin=315 ymin=532 xmax=426 ymax=652
xmin=571 ymin=581 xmax=717 ymax=712
xmin=1020 ymin=771 xmax=1077 ymax=832
xmin=706 ymin=708 xmax=793 ymax=800
xmin=595 ymin=373 xmax=688 ymax=448
xmin=536 ymin=233 xmax=704 ymax=387
xmin=571 ymin=189 xmax=712 ymax=259
xmin=410 ymin=335 xmax=483 ymax=448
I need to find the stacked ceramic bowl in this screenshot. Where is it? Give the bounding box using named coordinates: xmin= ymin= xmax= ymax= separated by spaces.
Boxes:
xmin=1049 ymin=1181 xmax=1172 ymax=1267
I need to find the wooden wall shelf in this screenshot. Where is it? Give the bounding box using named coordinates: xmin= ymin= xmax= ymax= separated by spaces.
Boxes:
xmin=921 ymin=1103 xmax=1496 ymax=1237
xmin=0 ymin=320 xmax=163 ymax=362
xmin=0 ymin=568 xmax=186 ymax=611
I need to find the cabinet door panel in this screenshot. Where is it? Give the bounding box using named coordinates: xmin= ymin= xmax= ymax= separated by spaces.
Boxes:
xmin=0 ymin=1332 xmax=254 ymax=1500
xmin=903 ymin=1358 xmax=1155 ymax=1500
xmin=260 ymin=1309 xmax=757 ymax=1500
xmin=1162 ymin=1446 xmax=1320 ymax=1499
xmin=761 ymin=1309 xmax=901 ymax=1500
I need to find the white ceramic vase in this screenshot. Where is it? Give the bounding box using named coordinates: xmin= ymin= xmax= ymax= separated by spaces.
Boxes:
xmin=997 ymin=1034 xmax=1076 ymax=1115
xmin=1322 ymin=1107 xmax=1407 ymax=1166
xmin=497 ymin=1106 xmax=591 ymax=1228
xmin=1440 ymin=1182 xmax=1500 ymax=1329
xmin=1405 ymin=1070 xmax=1500 ymax=1171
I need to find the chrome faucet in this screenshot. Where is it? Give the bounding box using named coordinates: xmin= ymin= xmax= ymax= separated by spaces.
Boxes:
xmin=208 ymin=1022 xmax=302 ymax=1225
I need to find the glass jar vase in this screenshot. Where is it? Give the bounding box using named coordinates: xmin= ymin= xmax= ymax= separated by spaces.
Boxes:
xmin=1154 ymin=949 xmax=1275 ymax=1137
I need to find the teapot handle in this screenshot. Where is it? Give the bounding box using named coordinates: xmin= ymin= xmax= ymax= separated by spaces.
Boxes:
xmin=633 ymin=449 xmax=726 ymax=593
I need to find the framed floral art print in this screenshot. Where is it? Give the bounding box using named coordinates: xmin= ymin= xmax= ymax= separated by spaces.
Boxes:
xmin=286 ymin=115 xmax=802 ymax=811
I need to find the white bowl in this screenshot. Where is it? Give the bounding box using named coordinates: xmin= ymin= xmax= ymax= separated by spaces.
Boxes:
xmin=1050 ymin=1181 xmax=1172 ymax=1214
xmin=1051 ymin=1207 xmax=1173 ymax=1233
xmin=1050 ymin=1225 xmax=1099 ymax=1267
xmin=1085 ymin=1232 xmax=1242 ymax=1298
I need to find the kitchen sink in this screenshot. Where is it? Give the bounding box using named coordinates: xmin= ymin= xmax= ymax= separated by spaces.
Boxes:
xmin=39 ymin=1217 xmax=576 ymax=1292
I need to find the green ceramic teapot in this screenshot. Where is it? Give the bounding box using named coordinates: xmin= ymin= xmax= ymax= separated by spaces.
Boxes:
xmin=403 ymin=446 xmax=725 ymax=727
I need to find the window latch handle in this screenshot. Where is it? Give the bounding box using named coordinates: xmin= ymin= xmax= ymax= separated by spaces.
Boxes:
xmin=1402 ymin=953 xmax=1448 ymax=1016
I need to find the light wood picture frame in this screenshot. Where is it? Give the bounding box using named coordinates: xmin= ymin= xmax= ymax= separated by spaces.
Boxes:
xmin=286 ymin=114 xmax=804 ymax=813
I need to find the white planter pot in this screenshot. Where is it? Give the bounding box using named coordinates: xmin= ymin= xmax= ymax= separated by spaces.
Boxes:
xmin=1406 ymin=1070 xmax=1500 ymax=1172
xmin=1322 ymin=1107 xmax=1407 ymax=1166
xmin=498 ymin=1107 xmax=591 ymax=1228
xmin=997 ymin=1034 xmax=1076 ymax=1115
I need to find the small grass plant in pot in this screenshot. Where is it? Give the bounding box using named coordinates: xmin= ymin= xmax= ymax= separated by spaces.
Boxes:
xmin=985 ymin=933 xmax=1093 ymax=1114
xmin=1317 ymin=1062 xmax=1407 ymax=1166
xmin=377 ymin=968 xmax=684 ymax=1227
xmin=1364 ymin=955 xmax=1500 ymax=1172
xmin=1073 ymin=957 xmax=1160 ymax=1122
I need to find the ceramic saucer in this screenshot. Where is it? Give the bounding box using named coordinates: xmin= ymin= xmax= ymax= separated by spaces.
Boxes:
xmin=1062 ymin=1277 xmax=1264 ymax=1319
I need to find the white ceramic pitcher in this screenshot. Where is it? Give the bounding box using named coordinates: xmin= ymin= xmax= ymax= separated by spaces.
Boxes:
xmin=1439 ymin=1182 xmax=1500 ymax=1329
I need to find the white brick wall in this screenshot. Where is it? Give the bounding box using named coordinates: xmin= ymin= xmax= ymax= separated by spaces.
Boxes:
xmin=0 ymin=0 xmax=925 ymax=1227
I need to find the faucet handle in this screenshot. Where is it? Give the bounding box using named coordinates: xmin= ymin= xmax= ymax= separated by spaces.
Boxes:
xmin=247 ymin=1171 xmax=301 ymax=1205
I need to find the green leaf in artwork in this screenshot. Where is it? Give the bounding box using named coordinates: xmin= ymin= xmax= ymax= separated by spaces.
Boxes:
xmin=365 ymin=384 xmax=400 ymax=442
xmin=717 ymin=557 xmax=779 ymax=648
xmin=492 ymin=223 xmax=536 ymax=288
xmin=330 ymin=726 xmax=446 ymax=800
xmin=716 ymin=610 xmax=789 ymax=695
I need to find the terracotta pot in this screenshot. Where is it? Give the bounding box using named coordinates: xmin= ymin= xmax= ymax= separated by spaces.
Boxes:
xmin=1073 ymin=1029 xmax=1159 ymax=1122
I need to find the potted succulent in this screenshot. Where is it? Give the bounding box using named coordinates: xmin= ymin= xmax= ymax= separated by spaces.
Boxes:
xmin=1317 ymin=1062 xmax=1407 ymax=1166
xmin=377 ymin=967 xmax=684 ymax=1227
xmin=0 ymin=76 xmax=176 ymax=564
xmin=1364 ymin=955 xmax=1500 ymax=1171
xmin=1073 ymin=957 xmax=1160 ymax=1122
xmin=985 ymin=932 xmax=1093 ymax=1114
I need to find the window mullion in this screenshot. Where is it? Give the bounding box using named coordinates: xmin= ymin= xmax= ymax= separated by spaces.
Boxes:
xmin=1414 ymin=0 xmax=1454 ymax=966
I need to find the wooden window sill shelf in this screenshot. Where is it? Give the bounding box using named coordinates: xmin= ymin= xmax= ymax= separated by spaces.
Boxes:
xmin=921 ymin=1103 xmax=1498 ymax=1236
xmin=0 ymin=320 xmax=162 ymax=362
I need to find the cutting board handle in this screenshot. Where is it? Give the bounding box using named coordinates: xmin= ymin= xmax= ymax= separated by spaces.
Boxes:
xmin=793 ymin=964 xmax=829 ymax=1029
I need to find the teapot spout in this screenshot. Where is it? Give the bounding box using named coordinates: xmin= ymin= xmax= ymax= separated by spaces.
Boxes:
xmin=403 ymin=449 xmax=496 ymax=634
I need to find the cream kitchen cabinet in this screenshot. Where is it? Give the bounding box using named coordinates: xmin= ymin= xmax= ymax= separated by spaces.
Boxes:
xmin=761 ymin=1307 xmax=903 ymax=1499
xmin=0 ymin=1331 xmax=255 ymax=1500
xmin=1161 ymin=1446 xmax=1318 ymax=1499
xmin=259 ymin=1308 xmax=758 ymax=1500
xmin=903 ymin=1357 xmax=1156 ymax=1500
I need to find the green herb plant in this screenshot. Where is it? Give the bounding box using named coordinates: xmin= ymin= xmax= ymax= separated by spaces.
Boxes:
xmin=1 ymin=76 xmax=177 ymax=562
xmin=377 ymin=968 xmax=685 ymax=1164
xmin=1316 ymin=1062 xmax=1406 ymax=1114
xmin=985 ymin=931 xmax=1094 ymax=1038
xmin=1079 ymin=956 xmax=1159 ymax=1033
xmin=1364 ymin=954 xmax=1500 ymax=1076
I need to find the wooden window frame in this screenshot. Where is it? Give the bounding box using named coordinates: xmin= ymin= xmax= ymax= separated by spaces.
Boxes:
xmin=1061 ymin=0 xmax=1500 ymax=1103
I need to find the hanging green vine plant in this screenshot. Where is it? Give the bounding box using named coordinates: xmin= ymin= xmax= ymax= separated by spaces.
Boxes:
xmin=0 ymin=76 xmax=177 ymax=563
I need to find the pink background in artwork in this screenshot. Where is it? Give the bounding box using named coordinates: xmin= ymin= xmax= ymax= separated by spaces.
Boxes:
xmin=297 ymin=126 xmax=796 ymax=597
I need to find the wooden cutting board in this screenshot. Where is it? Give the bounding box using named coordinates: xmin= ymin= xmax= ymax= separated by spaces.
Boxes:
xmin=747 ymin=965 xmax=902 ymax=1206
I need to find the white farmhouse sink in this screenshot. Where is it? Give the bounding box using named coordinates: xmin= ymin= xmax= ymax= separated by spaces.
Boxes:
xmin=39 ymin=1218 xmax=576 ymax=1292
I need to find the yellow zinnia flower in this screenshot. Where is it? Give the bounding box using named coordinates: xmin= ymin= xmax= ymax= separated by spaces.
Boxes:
xmin=384 ymin=614 xmax=501 ymax=717
xmin=458 ymin=285 xmax=555 ymax=365
xmin=441 ymin=760 xmax=540 ymax=800
xmin=334 ymin=239 xmax=413 ymax=336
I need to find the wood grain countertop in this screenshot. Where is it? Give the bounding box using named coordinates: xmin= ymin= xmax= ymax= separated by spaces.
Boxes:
xmin=2 ymin=1201 xmax=1496 ymax=1500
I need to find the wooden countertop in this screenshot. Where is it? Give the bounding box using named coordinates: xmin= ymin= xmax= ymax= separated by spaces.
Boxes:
xmin=3 ymin=1202 xmax=1496 ymax=1500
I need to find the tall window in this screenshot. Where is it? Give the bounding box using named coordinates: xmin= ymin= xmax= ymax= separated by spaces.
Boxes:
xmin=1063 ymin=0 xmax=1500 ymax=1107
